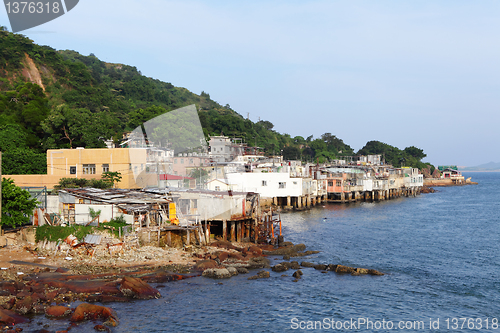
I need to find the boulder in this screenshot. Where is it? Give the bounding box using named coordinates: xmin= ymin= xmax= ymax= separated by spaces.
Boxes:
xmin=248 ymin=246 xmax=262 ymax=255
xmin=202 ymin=268 xmax=232 ymax=279
xmin=194 ymin=259 xmax=218 ymax=270
xmin=70 ymin=303 xmax=117 ymax=323
xmin=271 ymin=263 xmax=288 ymax=273
xmin=119 ymin=277 xmax=160 ymax=299
xmin=94 ymin=324 xmax=111 ymax=332
xmin=300 ymin=262 xmax=316 ymax=268
xmin=285 ymin=261 xmax=300 ymax=270
xmin=367 ymin=269 xmax=384 ymax=276
xmin=45 ymin=305 xmax=72 ymax=318
xmin=292 ymin=270 xmax=303 ymax=278
xmin=94 ymin=325 xmax=111 ymax=332
xmin=247 ymin=270 xmax=271 ymax=280
xmin=0 ymin=307 xmax=27 ymax=325
xmin=263 ymin=244 xmax=306 ymax=256
xmin=235 ymin=267 xmax=249 ymax=274
xmin=14 ymin=294 xmax=40 ymax=315
xmin=218 ymin=252 xmax=229 ymax=262
xmin=247 ymin=257 xmax=271 ymax=269
xmin=330 ymin=264 xmax=355 ymax=274
xmin=313 ymin=264 xmax=327 ymax=271
xmin=226 ymin=267 xmax=239 ymax=276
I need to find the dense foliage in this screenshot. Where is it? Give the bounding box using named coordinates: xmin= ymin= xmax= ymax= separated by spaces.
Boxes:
xmin=357 ymin=141 xmax=430 ymax=169
xmin=0 ymin=27 xmax=430 ymax=172
xmin=1 ymin=177 xmax=39 ymax=227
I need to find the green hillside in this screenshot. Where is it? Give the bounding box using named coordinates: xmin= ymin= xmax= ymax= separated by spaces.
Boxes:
xmin=0 ymin=27 xmax=429 ymax=174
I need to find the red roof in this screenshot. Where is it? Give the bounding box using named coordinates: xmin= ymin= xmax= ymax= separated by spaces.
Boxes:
xmin=159 ymin=174 xmax=194 ymax=180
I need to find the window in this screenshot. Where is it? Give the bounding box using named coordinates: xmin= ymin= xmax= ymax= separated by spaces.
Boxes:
xmin=215 ymin=186 xmax=221 ymax=191
xmin=190 ymin=159 xmax=193 ymax=164
xmin=102 ymin=164 xmax=109 ymax=173
xmin=328 ymin=181 xmax=333 ymax=186
xmin=83 ymin=164 xmax=96 ymax=174
xmin=181 ymin=159 xmax=184 ymax=164
xmin=336 ymin=180 xmax=342 ymax=186
xmin=262 ymin=180 xmax=267 ymax=186
xmin=174 ymin=159 xmax=178 ymax=164
xmin=279 ymin=182 xmax=286 ymax=189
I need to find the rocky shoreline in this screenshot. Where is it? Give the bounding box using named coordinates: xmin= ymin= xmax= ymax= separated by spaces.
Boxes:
xmin=0 ymin=239 xmax=384 ymax=332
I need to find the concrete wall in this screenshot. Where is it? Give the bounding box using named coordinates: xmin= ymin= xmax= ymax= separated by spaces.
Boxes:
xmin=226 ymin=172 xmax=302 ymax=198
xmin=73 ymin=203 xmax=124 ymax=224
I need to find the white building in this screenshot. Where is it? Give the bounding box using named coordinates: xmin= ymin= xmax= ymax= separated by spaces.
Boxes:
xmin=225 ymin=172 xmax=303 ymax=198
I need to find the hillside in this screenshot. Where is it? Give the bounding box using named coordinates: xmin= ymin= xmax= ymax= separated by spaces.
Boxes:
xmin=0 ymin=27 xmax=429 ymax=174
xmin=460 ymin=162 xmax=500 ymax=172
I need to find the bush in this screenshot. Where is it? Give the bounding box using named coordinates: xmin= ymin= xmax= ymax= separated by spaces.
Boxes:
xmin=35 ymin=224 xmax=94 ymax=243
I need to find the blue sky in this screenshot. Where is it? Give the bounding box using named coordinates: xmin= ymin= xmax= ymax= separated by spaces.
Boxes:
xmin=2 ymin=0 xmax=499 ymax=167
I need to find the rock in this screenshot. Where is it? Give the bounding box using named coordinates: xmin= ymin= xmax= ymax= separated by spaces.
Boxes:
xmin=282 ymin=255 xmax=290 ymax=260
xmin=226 ymin=267 xmax=238 ymax=276
xmin=45 ymin=306 xmax=72 ymax=318
xmin=292 ymin=270 xmax=303 ymax=279
xmin=330 ymin=264 xmax=356 ymax=274
xmin=281 ymin=241 xmax=294 ymax=247
xmin=55 ymin=267 xmax=70 ymax=273
xmin=202 ymin=268 xmax=232 ymax=279
xmin=292 ymin=279 xmax=299 ymax=282
xmin=0 ymin=307 xmax=27 ymax=325
xmin=70 ymin=303 xmax=117 ymax=323
xmin=4 ymin=298 xmax=16 ymax=310
xmin=119 ymin=277 xmax=161 ymax=299
xmin=271 ymin=263 xmax=288 ymax=273
xmin=264 ymin=244 xmax=306 ymax=256
xmin=194 ymin=260 xmax=218 ymax=270
xmin=32 ymin=304 xmax=47 ymax=314
xmin=248 ymin=246 xmax=262 ymax=255
xmin=235 ymin=267 xmax=249 ymax=274
xmin=300 ymin=261 xmax=316 ymax=268
xmin=14 ymin=294 xmax=40 ymax=315
xmin=313 ymin=264 xmax=327 ymax=271
xmin=286 ymin=261 xmax=300 ymax=270
xmin=367 ymin=269 xmax=384 ymax=276
xmin=94 ymin=324 xmax=111 ymax=332
xmin=247 ymin=270 xmax=270 ymax=280
xmin=218 ymin=252 xmax=229 ymax=262
xmin=247 ymin=257 xmax=271 ymax=269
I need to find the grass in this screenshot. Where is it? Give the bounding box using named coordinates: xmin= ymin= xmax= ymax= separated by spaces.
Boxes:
xmin=35 ymin=216 xmax=130 ymax=242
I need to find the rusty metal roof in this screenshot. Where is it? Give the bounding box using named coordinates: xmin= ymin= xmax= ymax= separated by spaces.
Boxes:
xmin=61 ymin=188 xmax=171 ymax=205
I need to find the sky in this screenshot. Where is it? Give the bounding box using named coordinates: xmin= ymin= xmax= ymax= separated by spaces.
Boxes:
xmin=2 ymin=0 xmax=499 ymax=167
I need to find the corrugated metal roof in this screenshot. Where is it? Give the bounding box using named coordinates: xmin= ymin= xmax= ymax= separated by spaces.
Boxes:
xmin=84 ymin=234 xmax=102 ymax=245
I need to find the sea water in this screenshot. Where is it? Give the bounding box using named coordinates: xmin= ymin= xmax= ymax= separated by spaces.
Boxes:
xmin=22 ymin=172 xmax=500 ymax=332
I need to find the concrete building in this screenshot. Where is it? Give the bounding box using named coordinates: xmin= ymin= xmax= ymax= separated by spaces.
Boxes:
xmin=7 ymin=147 xmax=173 ymax=189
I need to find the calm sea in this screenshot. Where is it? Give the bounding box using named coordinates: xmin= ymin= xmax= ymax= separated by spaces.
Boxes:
xmin=23 ymin=172 xmax=500 ymax=332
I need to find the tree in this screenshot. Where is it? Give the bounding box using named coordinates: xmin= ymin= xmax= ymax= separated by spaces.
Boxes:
xmin=1 ymin=178 xmax=39 ymax=227
xmin=101 ymin=171 xmax=122 ymax=187
xmin=189 ymin=168 xmax=209 ymax=186
xmin=41 ymin=106 xmax=117 ymax=149
xmin=282 ymin=146 xmax=300 ymax=160
xmin=257 ymin=120 xmax=274 ymax=131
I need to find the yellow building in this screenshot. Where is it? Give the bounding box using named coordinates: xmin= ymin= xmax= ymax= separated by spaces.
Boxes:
xmin=7 ymin=147 xmax=172 ymax=189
